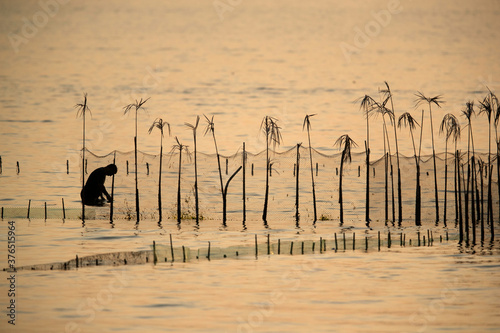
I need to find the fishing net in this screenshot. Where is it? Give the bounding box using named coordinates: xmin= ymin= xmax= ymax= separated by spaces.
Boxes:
xmin=76 ymin=146 xmax=499 ymax=224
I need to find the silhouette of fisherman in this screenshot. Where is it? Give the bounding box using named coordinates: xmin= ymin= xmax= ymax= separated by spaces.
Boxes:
xmin=80 ymin=164 xmax=117 ymax=206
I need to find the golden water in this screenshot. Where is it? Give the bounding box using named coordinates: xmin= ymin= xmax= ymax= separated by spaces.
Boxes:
xmin=1 ymin=0 xmax=500 ymax=331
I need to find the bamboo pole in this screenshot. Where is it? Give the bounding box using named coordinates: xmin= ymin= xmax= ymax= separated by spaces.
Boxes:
xmin=110 ymin=151 xmax=116 ymax=222
xmin=153 ymin=241 xmax=157 ymax=265
xmin=242 ymin=142 xmax=246 ymax=222
xmin=62 ymin=198 xmax=66 ymax=220
xmin=295 ymin=144 xmax=300 ymax=223
xmin=170 ymin=234 xmax=174 ymax=262
xmin=255 ymin=234 xmax=258 ymax=258
xmin=267 ymin=234 xmax=270 ymax=255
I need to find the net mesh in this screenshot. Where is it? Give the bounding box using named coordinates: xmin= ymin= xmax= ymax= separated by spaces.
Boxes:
xmin=78 ymin=146 xmax=499 ymax=223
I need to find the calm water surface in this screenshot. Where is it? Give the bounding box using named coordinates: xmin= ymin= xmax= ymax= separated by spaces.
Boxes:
xmin=1 ymin=219 xmax=500 ymax=332
xmin=1 ymin=0 xmax=500 ymax=332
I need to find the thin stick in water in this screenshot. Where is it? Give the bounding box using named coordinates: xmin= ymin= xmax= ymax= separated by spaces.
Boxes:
xmin=62 ymin=198 xmax=66 ymax=220
xmin=267 ymin=234 xmax=270 ymax=255
xmin=153 ymin=241 xmax=157 ymax=264
xmin=255 ymin=234 xmax=258 ymax=258
xmin=170 ymin=234 xmax=174 ymax=262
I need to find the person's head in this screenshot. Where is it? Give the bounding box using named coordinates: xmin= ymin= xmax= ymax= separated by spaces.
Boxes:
xmin=104 ymin=164 xmax=118 ymax=176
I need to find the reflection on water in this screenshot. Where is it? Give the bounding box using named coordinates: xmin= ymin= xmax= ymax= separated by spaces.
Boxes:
xmin=1 ymin=0 xmax=500 ymax=331
xmin=1 ymin=219 xmax=500 ymax=332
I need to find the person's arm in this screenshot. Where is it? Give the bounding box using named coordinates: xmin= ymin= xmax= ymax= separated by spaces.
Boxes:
xmin=102 ymin=186 xmax=112 ymax=202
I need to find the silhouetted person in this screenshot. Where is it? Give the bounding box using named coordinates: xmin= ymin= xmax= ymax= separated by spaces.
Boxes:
xmin=81 ymin=164 xmax=117 ymax=206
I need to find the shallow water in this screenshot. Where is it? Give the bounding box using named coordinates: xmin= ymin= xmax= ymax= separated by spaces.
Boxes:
xmin=1 ymin=0 xmax=500 ymax=332
xmin=1 ymin=218 xmax=500 ymax=332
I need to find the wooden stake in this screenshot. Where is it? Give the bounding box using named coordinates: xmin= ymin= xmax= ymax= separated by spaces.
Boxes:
xmin=76 ymin=255 xmax=79 ymax=268
xmin=353 ymin=233 xmax=355 ymax=251
xmin=267 ymin=234 xmax=270 ymax=255
xmin=365 ymin=236 xmax=368 ymax=251
xmin=388 ymin=231 xmax=391 ymax=248
xmin=278 ymin=239 xmax=280 ymax=255
xmin=1 ymin=207 xmax=3 ymax=220
xmin=243 ymin=142 xmax=246 ymax=223
xmin=295 ymin=144 xmax=300 ymax=223
xmin=343 ymin=233 xmax=346 ymax=251
xmin=334 ymin=233 xmax=338 ymax=252
xmin=66 ymin=160 xmax=69 ymax=174
xmin=110 ymin=151 xmax=116 ymax=222
xmin=207 ymin=242 xmax=211 ymax=260
xmin=255 ymin=234 xmax=258 ymax=258
xmin=170 ymin=234 xmax=174 ymax=262
xmin=44 ymin=202 xmax=47 ymax=220
xmin=378 ymin=231 xmax=380 ymax=251
xmin=153 ymin=241 xmax=157 ymax=264
xmin=290 ymin=241 xmax=294 ymax=255
xmin=27 ymin=199 xmax=31 ymax=219
xmin=16 ymin=161 xmax=20 ymax=174
xmin=62 ymin=198 xmax=66 ymax=220
xmin=301 ymin=241 xmax=304 ymax=255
